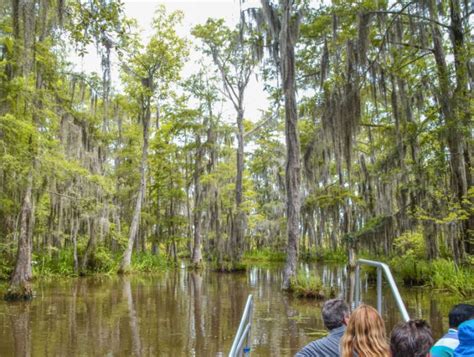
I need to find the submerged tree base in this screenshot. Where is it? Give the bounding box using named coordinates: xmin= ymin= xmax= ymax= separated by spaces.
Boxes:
xmin=188 ymin=261 xmax=204 ymax=270
xmin=117 ymin=266 xmax=131 ymax=275
xmin=4 ymin=284 xmax=33 ymax=302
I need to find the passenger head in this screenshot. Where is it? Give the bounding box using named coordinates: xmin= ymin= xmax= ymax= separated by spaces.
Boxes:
xmin=390 ymin=319 xmax=433 ymax=357
xmin=341 ymin=304 xmax=390 ymax=357
xmin=321 ymin=298 xmax=350 ymax=330
xmin=448 ymin=304 xmax=474 ymax=329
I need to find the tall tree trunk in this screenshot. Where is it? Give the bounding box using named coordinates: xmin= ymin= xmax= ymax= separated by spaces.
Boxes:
xmin=118 ymin=98 xmax=150 ymax=274
xmin=72 ymin=213 xmax=79 ymax=274
xmin=192 ymin=135 xmax=204 ymax=266
xmin=81 ymin=218 xmax=96 ymax=273
xmin=206 ymin=114 xmax=221 ymax=264
xmin=449 ymin=0 xmax=473 ymax=255
xmin=231 ymin=108 xmax=246 ymax=265
xmin=6 ymin=0 xmax=37 ymax=301
xmin=5 ymin=174 xmax=33 ymax=300
xmin=280 ymin=0 xmax=301 ymax=290
xmin=429 ymin=0 xmax=469 ymax=260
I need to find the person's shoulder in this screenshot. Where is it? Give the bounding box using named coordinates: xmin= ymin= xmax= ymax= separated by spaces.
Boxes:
xmin=431 ymin=329 xmax=459 ymax=355
xmin=295 ymin=339 xmax=323 ymax=357
xmin=329 ymin=325 xmax=346 ymax=337
xmin=430 ymin=344 xmax=456 ymax=357
xmin=295 ymin=335 xmax=339 ymax=357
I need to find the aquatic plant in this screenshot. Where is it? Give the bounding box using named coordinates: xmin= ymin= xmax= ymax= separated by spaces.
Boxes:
xmin=390 ymin=256 xmax=431 ymax=286
xmin=290 ymin=272 xmax=334 ymax=299
xmin=131 ymin=252 xmax=170 ymax=273
xmin=429 ymin=259 xmax=474 ymax=297
xmin=243 ymin=249 xmax=286 ymax=263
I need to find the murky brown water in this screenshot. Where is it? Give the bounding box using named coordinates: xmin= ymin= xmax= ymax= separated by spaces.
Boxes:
xmin=0 ymin=263 xmax=466 ymax=356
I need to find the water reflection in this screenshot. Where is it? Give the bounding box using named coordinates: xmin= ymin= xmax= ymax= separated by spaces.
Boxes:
xmin=124 ymin=279 xmax=142 ymax=356
xmin=8 ymin=303 xmax=31 ymax=357
xmin=0 ymin=264 xmax=466 ymax=356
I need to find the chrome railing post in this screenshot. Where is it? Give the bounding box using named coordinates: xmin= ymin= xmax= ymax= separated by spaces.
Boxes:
xmin=354 ymin=259 xmax=409 ymax=322
xmin=376 ymin=266 xmax=382 ymax=314
xmin=244 ymin=301 xmax=253 ymax=356
xmin=229 ymin=294 xmax=254 ymax=357
xmin=354 ymin=264 xmax=360 ymax=308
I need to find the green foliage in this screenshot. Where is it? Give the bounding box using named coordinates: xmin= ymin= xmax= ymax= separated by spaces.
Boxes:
xmin=290 ymin=272 xmax=334 ymax=299
xmin=33 ymin=249 xmax=77 ymax=277
xmin=430 ymin=260 xmax=474 ymax=297
xmin=87 ymin=246 xmax=118 ymax=273
xmin=30 ymin=249 xmax=172 ymax=277
xmin=0 ymin=0 xmax=472 ymax=295
xmin=393 ymin=229 xmax=426 ymax=259
xmin=304 ymin=185 xmax=364 ymax=211
xmin=0 ymin=242 xmax=15 ymax=280
xmin=210 ymin=259 xmax=246 ymax=273
xmin=243 ymin=249 xmax=286 ymax=263
xmin=346 ymin=216 xmax=389 ymax=245
xmin=67 ymin=0 xmax=133 ymax=57
xmin=32 ymin=246 xmax=118 ymax=277
xmin=389 ymin=257 xmax=474 ymax=296
xmin=390 ymin=256 xmax=430 ymax=286
xmin=131 ymin=252 xmax=170 ymax=273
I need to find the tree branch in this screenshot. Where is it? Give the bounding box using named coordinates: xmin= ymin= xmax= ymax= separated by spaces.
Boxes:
xmin=369 ymin=10 xmax=452 ymax=29
xmin=386 ymin=41 xmax=434 ymax=52
xmin=394 ymin=51 xmax=432 ymax=71
xmin=360 ymin=1 xmax=417 ymax=89
xmin=243 ymin=110 xmax=279 ymax=140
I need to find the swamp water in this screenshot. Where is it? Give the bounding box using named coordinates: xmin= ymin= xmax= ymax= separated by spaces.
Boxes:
xmin=0 ymin=263 xmax=464 ymax=356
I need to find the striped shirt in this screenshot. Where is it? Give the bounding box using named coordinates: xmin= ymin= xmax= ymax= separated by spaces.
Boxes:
xmin=296 ymin=325 xmax=346 ymax=357
xmin=431 ymin=328 xmax=459 ymax=357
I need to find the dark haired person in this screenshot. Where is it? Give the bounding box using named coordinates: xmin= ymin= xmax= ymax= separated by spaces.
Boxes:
xmin=431 ymin=304 xmax=474 ymax=357
xmin=390 ymin=319 xmax=434 ymax=357
xmin=296 ymin=299 xmax=350 ymax=357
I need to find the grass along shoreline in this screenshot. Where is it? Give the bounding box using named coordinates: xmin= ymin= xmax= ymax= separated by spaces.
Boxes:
xmin=0 ymin=247 xmax=472 ymax=297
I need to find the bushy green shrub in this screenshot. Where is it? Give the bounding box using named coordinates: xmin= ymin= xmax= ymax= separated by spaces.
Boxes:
xmin=430 ymin=259 xmax=474 ymax=297
xmin=243 ymin=249 xmax=285 ymax=262
xmin=131 ymin=252 xmax=170 ymax=272
xmin=300 ymin=247 xmax=347 ymax=263
xmin=32 ymin=246 xmax=118 ymax=276
xmin=389 ymin=257 xmax=474 ymax=296
xmin=88 ymin=246 xmax=118 ymax=273
xmin=290 ymin=272 xmax=334 ymax=299
xmin=31 ymin=249 xmax=175 ymax=276
xmin=393 ymin=229 xmax=426 ymax=259
xmin=33 ymin=248 xmax=76 ymax=277
xmin=0 ymin=258 xmax=13 ymax=281
xmin=317 ymin=248 xmax=347 ymax=263
xmin=391 ymin=256 xmax=431 ymax=286
xmin=0 ymin=242 xmax=16 ymax=280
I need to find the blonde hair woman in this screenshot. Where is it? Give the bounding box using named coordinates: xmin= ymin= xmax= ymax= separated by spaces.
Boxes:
xmin=341 ymin=304 xmax=390 ymax=357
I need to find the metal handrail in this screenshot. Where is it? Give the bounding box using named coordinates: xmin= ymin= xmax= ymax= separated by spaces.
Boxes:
xmin=354 ymin=259 xmax=410 ymax=322
xmin=229 ymin=294 xmax=253 ymax=357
